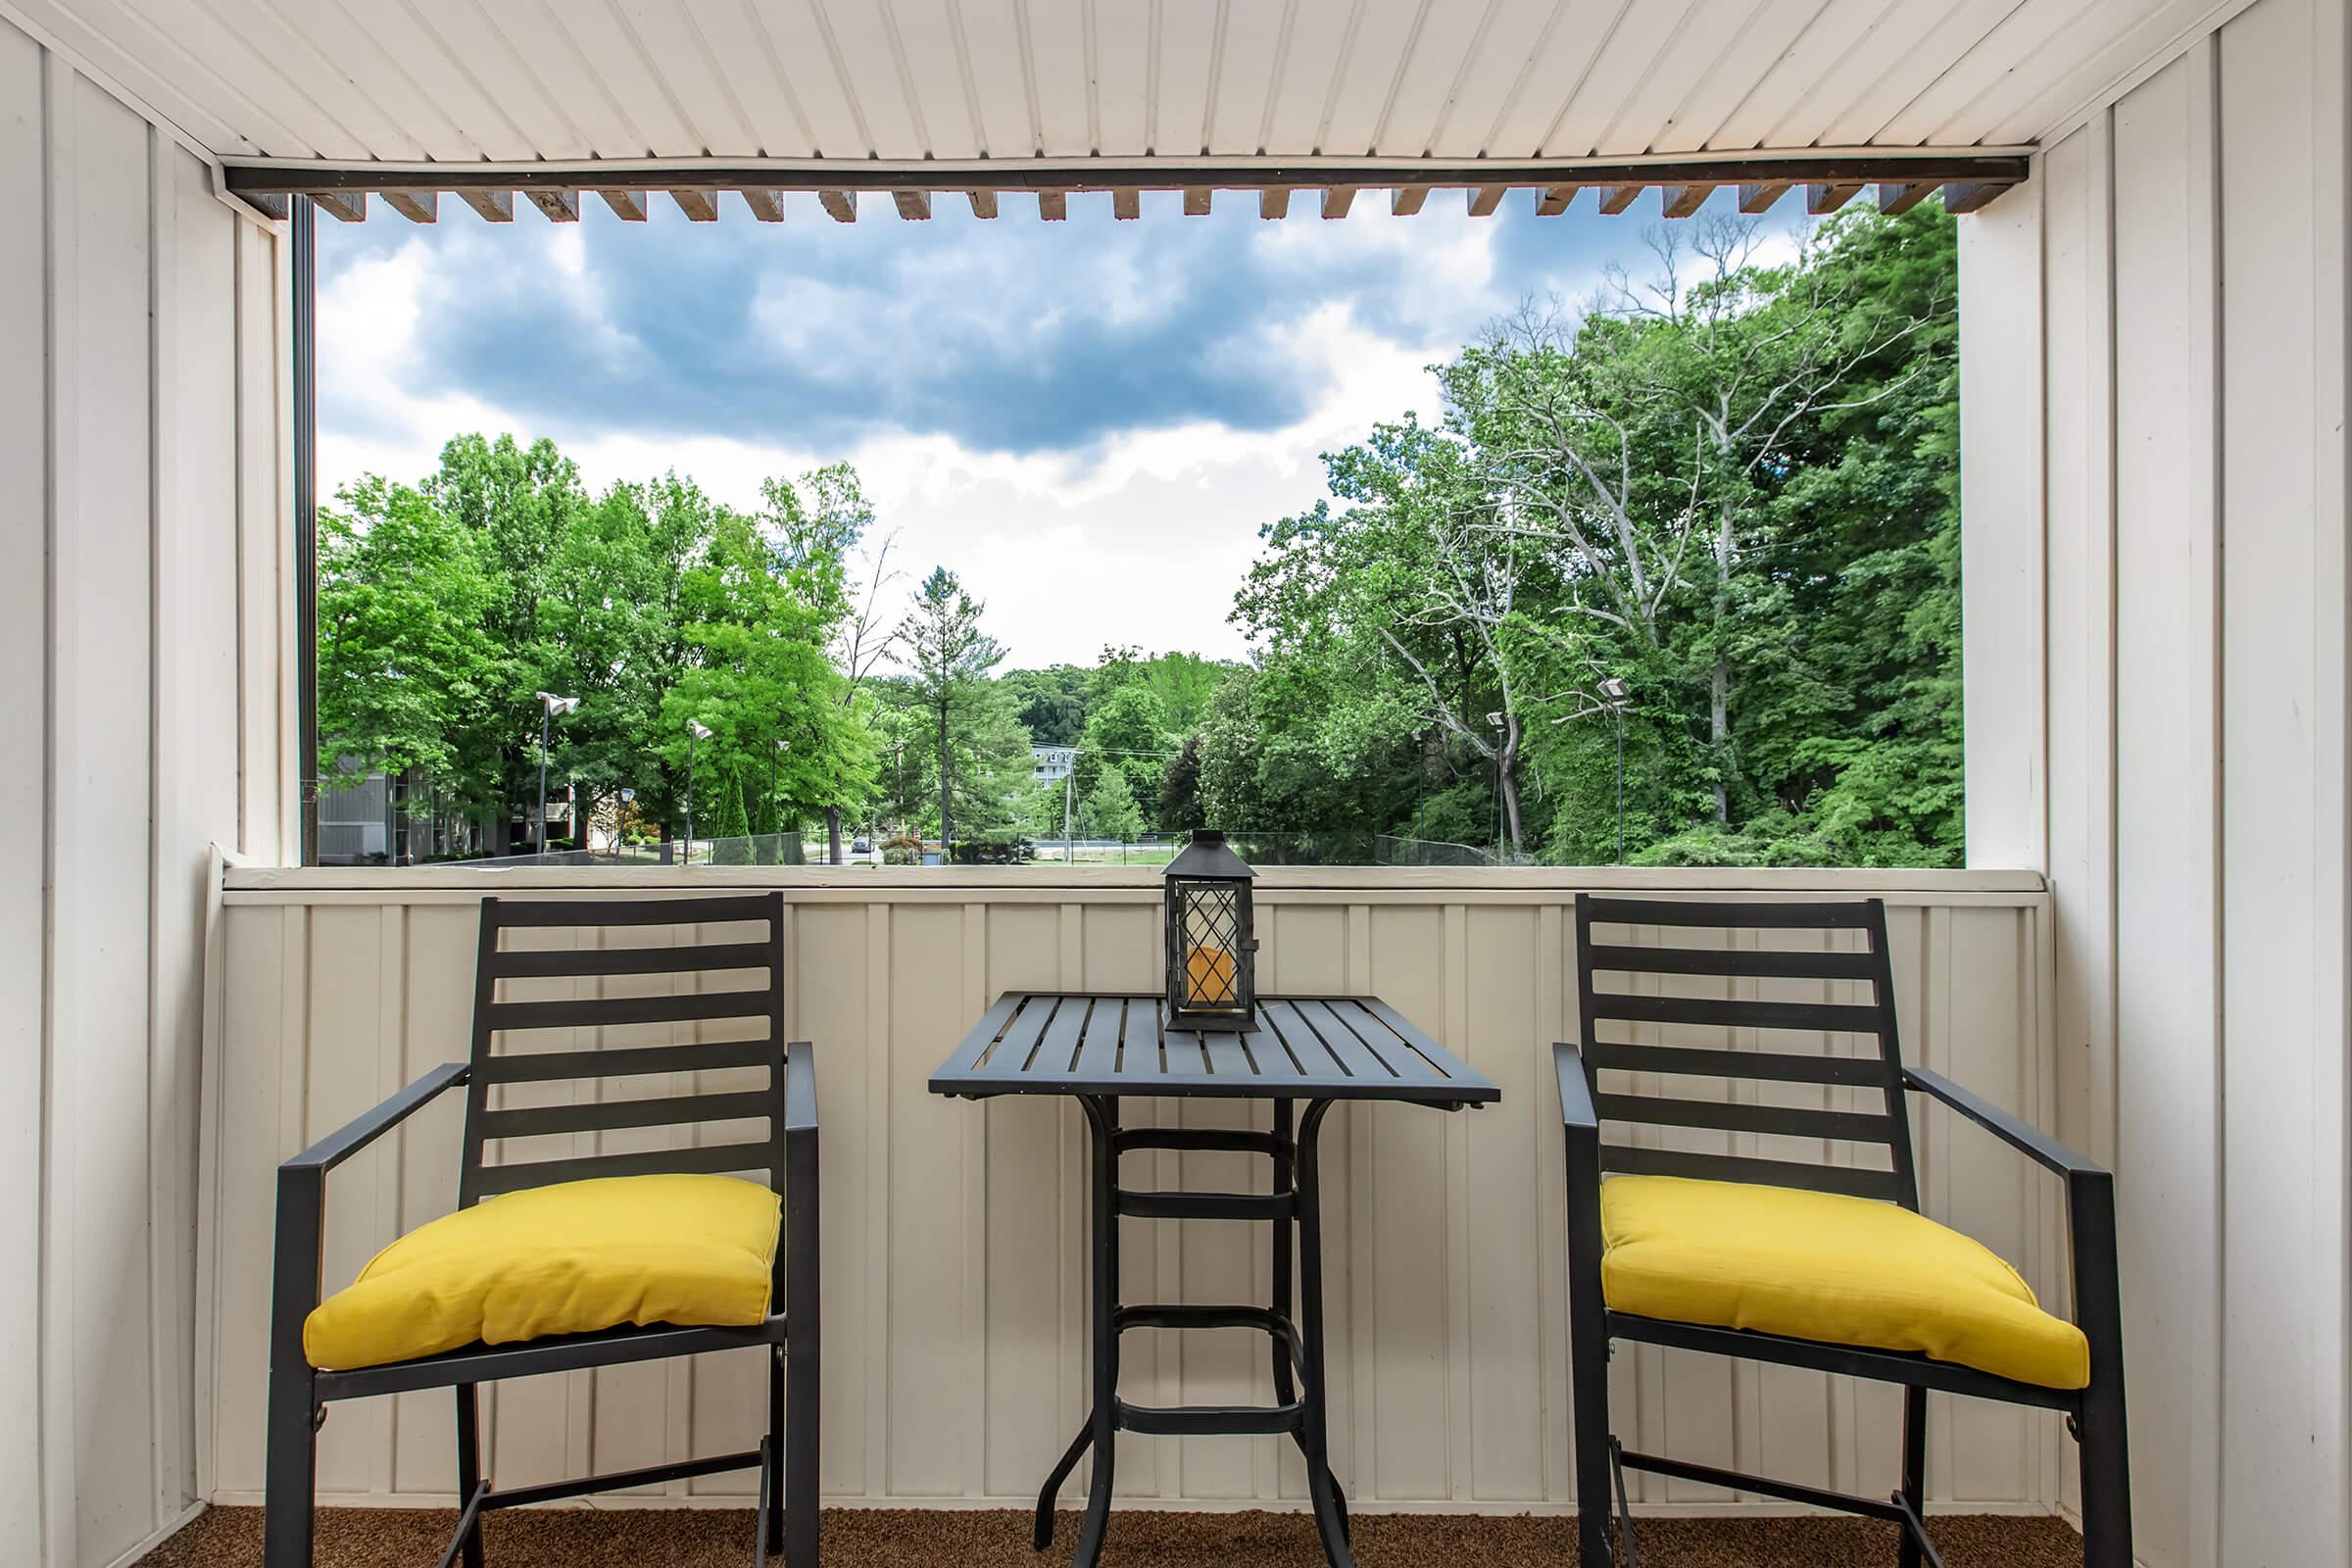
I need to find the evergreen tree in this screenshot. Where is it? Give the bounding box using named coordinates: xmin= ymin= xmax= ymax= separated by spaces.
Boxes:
xmin=893 ymin=567 xmax=1007 ymax=843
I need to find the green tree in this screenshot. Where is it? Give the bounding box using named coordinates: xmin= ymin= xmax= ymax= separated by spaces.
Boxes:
xmin=428 ymin=433 xmax=593 ymax=850
xmin=893 ymin=567 xmax=1007 ymax=842
xmin=1082 ymin=771 xmax=1146 ymax=840
xmin=1226 ymin=204 xmax=1964 ymax=867
xmin=1139 ymin=651 xmax=1230 ymax=733
xmin=1002 ymin=664 xmax=1090 ymax=746
xmin=656 ymin=496 xmax=876 ymax=849
xmin=1076 ymin=683 xmax=1172 ymax=823
xmin=316 ymin=477 xmax=508 ymax=808
xmin=1159 ymin=733 xmax=1205 ymax=832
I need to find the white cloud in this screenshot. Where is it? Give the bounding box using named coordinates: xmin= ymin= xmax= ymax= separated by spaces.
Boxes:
xmin=319 ymin=232 xmax=1463 ymax=669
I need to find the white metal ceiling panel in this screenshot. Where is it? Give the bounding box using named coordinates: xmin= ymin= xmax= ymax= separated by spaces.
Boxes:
xmin=1255 ymin=0 xmax=1353 ymax=155
xmin=1785 ymin=0 xmax=2005 ymax=150
xmin=683 ymin=0 xmax=823 ymax=157
xmin=1639 ymin=0 xmax=1820 ymax=154
xmin=1414 ymin=0 xmax=1553 ymax=158
xmin=1202 ymin=0 xmax=1286 ymax=157
xmin=1368 ymin=0 xmax=1492 ymax=159
xmin=18 ymin=0 xmax=2181 ymax=173
xmin=1151 ymin=0 xmax=1217 ymax=158
xmin=1024 ymin=0 xmax=1092 ymax=159
xmin=1089 ymin=0 xmax=1152 ymax=157
xmin=1314 ymin=0 xmax=1436 ymax=158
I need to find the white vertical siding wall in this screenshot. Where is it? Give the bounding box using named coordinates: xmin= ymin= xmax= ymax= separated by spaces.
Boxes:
xmin=0 ymin=12 xmax=293 ymax=1567
xmin=203 ymin=869 xmax=2063 ymax=1519
xmin=1961 ymin=0 xmax=2351 ymax=1561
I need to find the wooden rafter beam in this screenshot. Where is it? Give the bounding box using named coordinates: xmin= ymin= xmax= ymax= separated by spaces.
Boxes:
xmin=599 ymin=190 xmax=647 ymax=220
xmin=672 ymin=189 xmax=719 ymax=221
xmin=1738 ymin=182 xmax=1790 ymax=214
xmin=1596 ymin=184 xmax=1642 ymax=216
xmin=1039 ymin=189 xmax=1068 ymax=220
xmin=1876 ymin=181 xmax=1935 ymax=215
xmin=313 ymin=190 xmax=366 ymax=221
xmin=1536 ymin=185 xmax=1576 ymax=216
xmin=527 ymin=189 xmax=579 ymax=221
xmin=233 ymin=153 xmax=2029 ymax=202
xmin=893 ymin=190 xmax=931 ymax=220
xmin=226 ymin=154 xmax=2033 ymax=225
xmin=1260 ymin=186 xmax=1290 ymax=219
xmin=1661 ymin=183 xmax=1713 ymax=218
xmin=459 ymin=189 xmax=514 ymax=221
xmin=1112 ymin=187 xmax=1139 ymax=220
xmin=1322 ymin=186 xmax=1355 ymax=219
xmin=1940 ymin=181 xmax=2014 ymax=215
xmin=383 ymin=189 xmax=436 ymax=222
xmin=966 ymin=189 xmax=997 ymax=219
xmin=1806 ymin=182 xmax=1864 ymax=215
xmin=739 ymin=188 xmax=784 ymax=221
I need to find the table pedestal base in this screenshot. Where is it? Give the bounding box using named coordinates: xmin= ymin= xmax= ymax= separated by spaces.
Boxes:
xmin=1035 ymin=1097 xmax=1353 ymax=1568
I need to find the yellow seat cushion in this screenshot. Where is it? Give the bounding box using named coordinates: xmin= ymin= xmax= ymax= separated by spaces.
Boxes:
xmin=1599 ymin=1174 xmax=2088 ymax=1390
xmin=304 ymin=1174 xmax=780 ymax=1371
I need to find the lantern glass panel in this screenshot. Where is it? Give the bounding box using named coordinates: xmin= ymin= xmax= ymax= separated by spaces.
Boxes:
xmin=1177 ymin=882 xmax=1243 ymax=1006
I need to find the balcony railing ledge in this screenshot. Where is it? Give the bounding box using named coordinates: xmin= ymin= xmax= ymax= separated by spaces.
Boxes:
xmin=220 ymin=861 xmax=2048 ymax=907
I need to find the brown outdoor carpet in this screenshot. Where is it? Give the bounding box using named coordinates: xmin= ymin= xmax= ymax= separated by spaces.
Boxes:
xmin=143 ymin=1504 xmax=2085 ymax=1566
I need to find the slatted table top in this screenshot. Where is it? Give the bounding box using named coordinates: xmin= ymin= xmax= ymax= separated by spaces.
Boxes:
xmin=929 ymin=992 xmax=1498 ymax=1105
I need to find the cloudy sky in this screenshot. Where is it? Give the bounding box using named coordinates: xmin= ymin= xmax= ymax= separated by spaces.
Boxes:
xmin=318 ymin=188 xmax=1795 ymax=666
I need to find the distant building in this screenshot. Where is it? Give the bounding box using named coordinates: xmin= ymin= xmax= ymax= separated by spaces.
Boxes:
xmin=1031 ymin=745 xmax=1077 ymax=784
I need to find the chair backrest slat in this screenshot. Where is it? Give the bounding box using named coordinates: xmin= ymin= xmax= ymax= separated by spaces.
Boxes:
xmin=1574 ymin=893 xmax=1918 ymax=1210
xmin=470 ymin=1140 xmax=777 ymax=1200
xmin=482 ymin=985 xmax=772 ymax=1033
xmin=459 ymin=894 xmax=792 ymax=1233
xmin=476 ymin=1089 xmax=775 ymax=1142
xmin=493 ymin=940 xmax=773 ymax=979
xmin=1583 ymin=942 xmax=1877 ymax=981
xmin=470 ymin=1037 xmax=777 ymax=1085
xmin=1601 ymin=1144 xmax=1906 ymax=1201
xmin=1590 ymin=1092 xmax=1897 ymax=1145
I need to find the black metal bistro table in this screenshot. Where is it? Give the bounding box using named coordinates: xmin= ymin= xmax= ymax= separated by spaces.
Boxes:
xmin=930 ymin=992 xmax=1497 ymax=1568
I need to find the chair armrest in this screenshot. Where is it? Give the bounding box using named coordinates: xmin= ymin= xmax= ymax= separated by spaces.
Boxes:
xmin=280 ymin=1060 xmax=471 ymax=1175
xmin=1554 ymin=1042 xmax=1600 ymax=1135
xmin=271 ymin=1060 xmax=470 ymax=1378
xmin=784 ymin=1039 xmax=819 ymax=1136
xmin=1903 ymin=1065 xmax=2125 ymax=1361
xmin=1902 ymin=1065 xmax=2103 ymax=1178
xmin=782 ymin=1041 xmax=821 ymax=1361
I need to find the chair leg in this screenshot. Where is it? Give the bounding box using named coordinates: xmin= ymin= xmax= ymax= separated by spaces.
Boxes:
xmin=1888 ymin=1384 xmax=1925 ymax=1567
xmin=263 ymin=1364 xmax=318 ymax=1568
xmin=1569 ymin=1325 xmax=1614 ymax=1568
xmin=765 ymin=1346 xmax=787 ymax=1557
xmin=453 ymin=1384 xmax=485 ymax=1568
xmin=1566 ymin=1192 xmax=1615 ymax=1561
xmin=2076 ymin=1382 xmax=2132 ymax=1568
xmin=785 ymin=1337 xmax=820 ymax=1568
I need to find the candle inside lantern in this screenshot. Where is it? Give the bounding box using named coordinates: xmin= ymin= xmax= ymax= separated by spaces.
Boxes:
xmin=1185 ymin=943 xmax=1237 ymax=1004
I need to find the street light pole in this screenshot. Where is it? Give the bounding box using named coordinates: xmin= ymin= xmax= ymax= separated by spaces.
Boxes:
xmin=1597 ymin=677 xmax=1632 ymax=865
xmin=535 ymin=692 xmax=579 ymax=858
xmin=685 ymin=719 xmax=711 ymax=867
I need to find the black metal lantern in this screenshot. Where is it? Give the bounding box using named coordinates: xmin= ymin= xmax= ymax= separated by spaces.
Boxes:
xmin=1163 ymin=829 xmax=1257 ymax=1030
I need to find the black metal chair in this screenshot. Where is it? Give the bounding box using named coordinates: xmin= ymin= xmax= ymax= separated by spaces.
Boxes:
xmin=1558 ymin=894 xmax=2129 ymax=1567
xmin=264 ymin=892 xmax=819 ymax=1568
